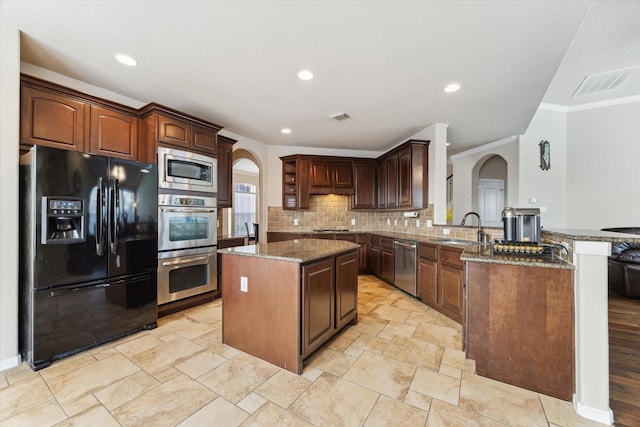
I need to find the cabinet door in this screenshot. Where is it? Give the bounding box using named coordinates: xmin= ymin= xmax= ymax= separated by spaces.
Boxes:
xmin=192 ymin=124 xmax=217 ymax=155
xmin=355 ymin=234 xmax=371 ymax=272
xmin=371 ymin=246 xmax=381 ymax=277
xmin=21 ymin=86 xmax=86 ymax=151
xmin=335 ymin=251 xmax=358 ymax=330
xmin=216 ymin=139 xmax=233 ymax=208
xmin=89 ymin=105 xmax=138 ymax=160
xmin=398 ymin=146 xmax=412 ymax=207
xmin=377 ymin=161 xmax=387 ymax=208
xmin=418 ymin=255 xmax=437 ymax=306
xmin=439 ymin=264 xmax=463 ymax=323
xmin=309 ymin=158 xmax=332 ymax=194
xmin=381 ymin=247 xmax=395 ymax=284
xmin=332 ymin=160 xmax=353 ymax=190
xmin=157 ymin=114 xmax=191 ymax=148
xmin=352 ymin=161 xmax=376 ymax=209
xmin=302 ymin=258 xmax=335 ymax=356
xmin=386 ymin=154 xmax=398 ymax=208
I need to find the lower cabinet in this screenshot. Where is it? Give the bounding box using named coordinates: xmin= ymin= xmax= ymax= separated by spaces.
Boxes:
xmin=418 ymin=243 xmax=464 ymax=323
xmin=380 ymin=237 xmax=395 ymax=284
xmin=355 ymin=234 xmax=371 ymax=273
xmin=370 ymin=235 xmax=382 ymax=277
xmin=302 ymin=250 xmax=359 ymax=358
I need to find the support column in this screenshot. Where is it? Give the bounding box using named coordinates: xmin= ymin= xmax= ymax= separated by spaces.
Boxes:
xmin=572 ymin=240 xmax=614 ymax=425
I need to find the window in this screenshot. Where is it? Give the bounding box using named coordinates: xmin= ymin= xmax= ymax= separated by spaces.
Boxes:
xmin=234 ymin=183 xmax=257 ymax=236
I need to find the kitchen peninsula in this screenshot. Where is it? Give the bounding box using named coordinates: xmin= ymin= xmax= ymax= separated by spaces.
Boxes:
xmin=218 ymin=239 xmax=360 ymax=374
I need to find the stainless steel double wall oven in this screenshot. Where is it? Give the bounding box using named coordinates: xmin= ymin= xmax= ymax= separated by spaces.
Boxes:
xmin=157 ymin=147 xmax=218 ymax=305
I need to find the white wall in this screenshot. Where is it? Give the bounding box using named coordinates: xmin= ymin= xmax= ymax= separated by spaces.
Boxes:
xmin=450 ymin=136 xmax=520 ymax=225
xmin=566 ymin=101 xmax=640 ymax=228
xmin=0 ymin=18 xmax=20 ymax=369
xmin=519 ymin=108 xmax=568 ymax=228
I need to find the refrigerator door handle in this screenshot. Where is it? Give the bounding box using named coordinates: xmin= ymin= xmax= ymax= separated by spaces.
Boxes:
xmin=109 ymin=178 xmax=120 ymax=254
xmin=96 ymin=177 xmax=106 ymax=256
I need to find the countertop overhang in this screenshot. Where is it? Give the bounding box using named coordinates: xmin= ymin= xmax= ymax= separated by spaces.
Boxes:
xmin=217 ymin=239 xmax=360 ymax=264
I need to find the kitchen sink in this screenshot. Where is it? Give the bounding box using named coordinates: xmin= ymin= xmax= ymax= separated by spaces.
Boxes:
xmin=430 ymin=238 xmax=476 ymax=245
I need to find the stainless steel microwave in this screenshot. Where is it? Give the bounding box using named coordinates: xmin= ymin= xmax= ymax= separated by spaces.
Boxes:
xmin=157 ymin=146 xmax=217 ymax=193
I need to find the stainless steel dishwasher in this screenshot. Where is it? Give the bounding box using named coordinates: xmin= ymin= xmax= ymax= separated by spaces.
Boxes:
xmin=394 ymin=240 xmax=417 ymax=297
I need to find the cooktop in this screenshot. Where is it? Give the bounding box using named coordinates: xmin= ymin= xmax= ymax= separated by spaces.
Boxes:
xmin=312 ymin=229 xmax=350 ymax=232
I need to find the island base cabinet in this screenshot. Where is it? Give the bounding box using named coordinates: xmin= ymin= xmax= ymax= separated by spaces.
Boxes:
xmin=465 ymin=262 xmax=574 ymax=401
xmin=335 ymin=251 xmax=359 ymax=330
xmin=302 ymin=259 xmax=335 ymax=357
xmin=222 ymin=256 xmax=302 ymax=373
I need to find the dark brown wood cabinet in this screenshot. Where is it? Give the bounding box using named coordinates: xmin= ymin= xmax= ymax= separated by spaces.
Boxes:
xmin=20 ymin=83 xmax=87 ymax=152
xmin=302 ymin=258 xmax=335 ymax=356
xmin=280 ymin=155 xmax=310 ymax=210
xmin=355 ymin=234 xmax=371 ymax=273
xmin=417 ymin=243 xmax=438 ymax=306
xmin=466 ymin=262 xmax=574 ymax=400
xmin=352 ymin=160 xmax=377 ymax=209
xmin=140 ymin=105 xmax=222 ymax=161
xmin=308 ymin=157 xmax=353 ymax=195
xmin=88 ymin=105 xmax=138 ymax=160
xmin=380 ymin=236 xmax=395 ymax=284
xmin=216 ymin=135 xmax=236 ymax=208
xmin=416 ymin=243 xmax=463 ymax=323
xmin=370 ymin=235 xmax=382 ymax=277
xmin=335 ymin=251 xmax=359 ymax=330
xmin=376 ymin=140 xmax=429 ymax=210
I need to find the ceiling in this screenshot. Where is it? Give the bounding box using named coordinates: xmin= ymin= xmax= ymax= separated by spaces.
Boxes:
xmin=3 ymin=1 xmax=639 ymax=155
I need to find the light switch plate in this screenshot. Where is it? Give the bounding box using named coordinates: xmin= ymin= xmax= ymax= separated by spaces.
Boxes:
xmin=293 ymin=219 xmax=298 ymax=226
xmin=443 ymin=228 xmax=450 ymax=235
xmin=351 ymin=218 xmax=356 ymax=225
xmin=416 ymin=219 xmax=420 ymax=227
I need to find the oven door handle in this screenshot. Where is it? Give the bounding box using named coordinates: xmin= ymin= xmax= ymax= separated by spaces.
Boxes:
xmin=160 ymin=208 xmax=216 ymax=213
xmin=160 ymin=256 xmax=212 ymax=266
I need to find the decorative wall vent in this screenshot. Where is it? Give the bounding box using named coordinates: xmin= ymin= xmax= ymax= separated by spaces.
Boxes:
xmin=573 ymin=65 xmax=639 ymax=97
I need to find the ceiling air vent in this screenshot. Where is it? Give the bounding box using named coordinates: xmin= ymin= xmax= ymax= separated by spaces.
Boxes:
xmin=327 ymin=112 xmax=352 ymax=121
xmin=572 ymin=65 xmax=639 ymax=97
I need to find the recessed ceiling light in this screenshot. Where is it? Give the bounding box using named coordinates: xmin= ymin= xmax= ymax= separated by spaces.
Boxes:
xmin=115 ymin=53 xmax=137 ymax=67
xmin=297 ymin=70 xmax=314 ymax=81
xmin=281 ymin=128 xmax=292 ymax=134
xmin=444 ymin=83 xmax=461 ymax=93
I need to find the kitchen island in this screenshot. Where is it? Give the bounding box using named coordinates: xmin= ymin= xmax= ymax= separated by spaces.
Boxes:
xmin=461 ymin=243 xmax=575 ymax=400
xmin=218 ymin=239 xmax=360 ymax=374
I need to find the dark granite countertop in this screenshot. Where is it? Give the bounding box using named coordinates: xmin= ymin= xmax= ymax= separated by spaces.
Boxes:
xmin=217 ymin=238 xmax=360 ymax=263
xmin=542 ymin=228 xmax=640 ymax=243
xmin=460 ymin=243 xmax=575 ymax=270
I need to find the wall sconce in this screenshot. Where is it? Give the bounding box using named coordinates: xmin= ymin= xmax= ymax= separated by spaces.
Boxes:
xmin=539 ymin=140 xmax=550 ymax=170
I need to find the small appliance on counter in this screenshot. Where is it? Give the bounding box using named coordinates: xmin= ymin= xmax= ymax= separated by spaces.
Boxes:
xmin=501 ymin=207 xmax=541 ymax=244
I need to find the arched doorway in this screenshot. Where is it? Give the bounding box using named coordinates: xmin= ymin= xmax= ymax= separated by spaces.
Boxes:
xmin=475 ymin=155 xmax=508 ymax=227
xmin=231 ymin=149 xmax=261 ymax=241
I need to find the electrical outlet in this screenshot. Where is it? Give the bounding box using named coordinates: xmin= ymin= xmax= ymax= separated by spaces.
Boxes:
xmin=416 ymin=219 xmax=420 ymax=227
xmin=387 ymin=219 xmax=391 ymax=225
xmin=293 ymin=218 xmax=298 ymax=226
xmin=240 ymin=276 xmax=248 ymax=292
xmin=540 ymin=206 xmax=548 ymax=212
xmin=426 ymin=220 xmax=433 ymax=228
xmin=351 ymin=218 xmax=356 ymax=225
xmin=443 ymin=228 xmax=450 ymax=235
xmin=404 ymin=219 xmax=408 ymax=226
xmin=394 ymin=219 xmax=398 ymax=226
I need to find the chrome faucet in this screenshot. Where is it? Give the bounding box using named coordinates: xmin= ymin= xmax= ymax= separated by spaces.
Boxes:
xmin=460 ymin=211 xmax=488 ymax=243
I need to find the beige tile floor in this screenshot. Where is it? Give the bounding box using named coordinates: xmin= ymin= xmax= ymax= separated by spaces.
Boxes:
xmin=0 ymin=275 xmax=606 ymax=427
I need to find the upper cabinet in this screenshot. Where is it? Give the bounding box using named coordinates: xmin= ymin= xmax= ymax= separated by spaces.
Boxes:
xmin=216 ymin=135 xmax=236 ymax=208
xmin=20 ymin=77 xmax=140 ymax=160
xmin=20 ymin=84 xmax=86 ymax=152
xmin=139 ymin=104 xmax=222 ymax=162
xmin=309 ymin=157 xmax=353 ymax=195
xmin=377 ymin=140 xmax=429 ymax=210
xmin=352 ymin=160 xmax=377 ymax=210
xmin=280 ymin=155 xmax=310 ymax=210
xmin=88 ymin=105 xmax=138 ymax=160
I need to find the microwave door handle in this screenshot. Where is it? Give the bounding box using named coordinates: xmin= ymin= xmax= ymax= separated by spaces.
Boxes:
xmin=109 ymin=178 xmax=120 ymax=254
xmin=96 ymin=177 xmax=106 ymax=256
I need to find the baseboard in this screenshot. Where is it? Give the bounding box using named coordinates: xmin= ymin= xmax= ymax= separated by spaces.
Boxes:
xmin=573 ymin=394 xmax=614 ymax=425
xmin=0 ymin=354 xmax=21 ymax=371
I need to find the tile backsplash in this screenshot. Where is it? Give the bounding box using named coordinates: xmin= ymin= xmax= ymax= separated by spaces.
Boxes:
xmin=268 ymin=195 xmax=503 ymax=241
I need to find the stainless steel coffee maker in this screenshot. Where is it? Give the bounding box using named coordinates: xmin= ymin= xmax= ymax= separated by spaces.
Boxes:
xmin=501 ymin=207 xmax=541 ymax=244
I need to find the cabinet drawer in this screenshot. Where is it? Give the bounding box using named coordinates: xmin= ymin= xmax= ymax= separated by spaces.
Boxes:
xmin=439 ymin=247 xmax=463 ymax=268
xmin=381 ymin=236 xmax=394 ymax=249
xmin=418 ymin=244 xmax=437 ymax=261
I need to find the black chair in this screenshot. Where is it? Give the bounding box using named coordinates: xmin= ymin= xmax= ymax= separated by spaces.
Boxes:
xmin=245 ymin=222 xmax=259 ymax=244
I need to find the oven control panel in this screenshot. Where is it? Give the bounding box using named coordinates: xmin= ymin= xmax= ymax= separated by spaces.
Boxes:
xmin=158 ymin=194 xmax=217 ymax=208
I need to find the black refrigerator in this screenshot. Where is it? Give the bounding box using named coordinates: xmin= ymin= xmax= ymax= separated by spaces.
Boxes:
xmin=19 ymin=146 xmax=158 ymax=370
